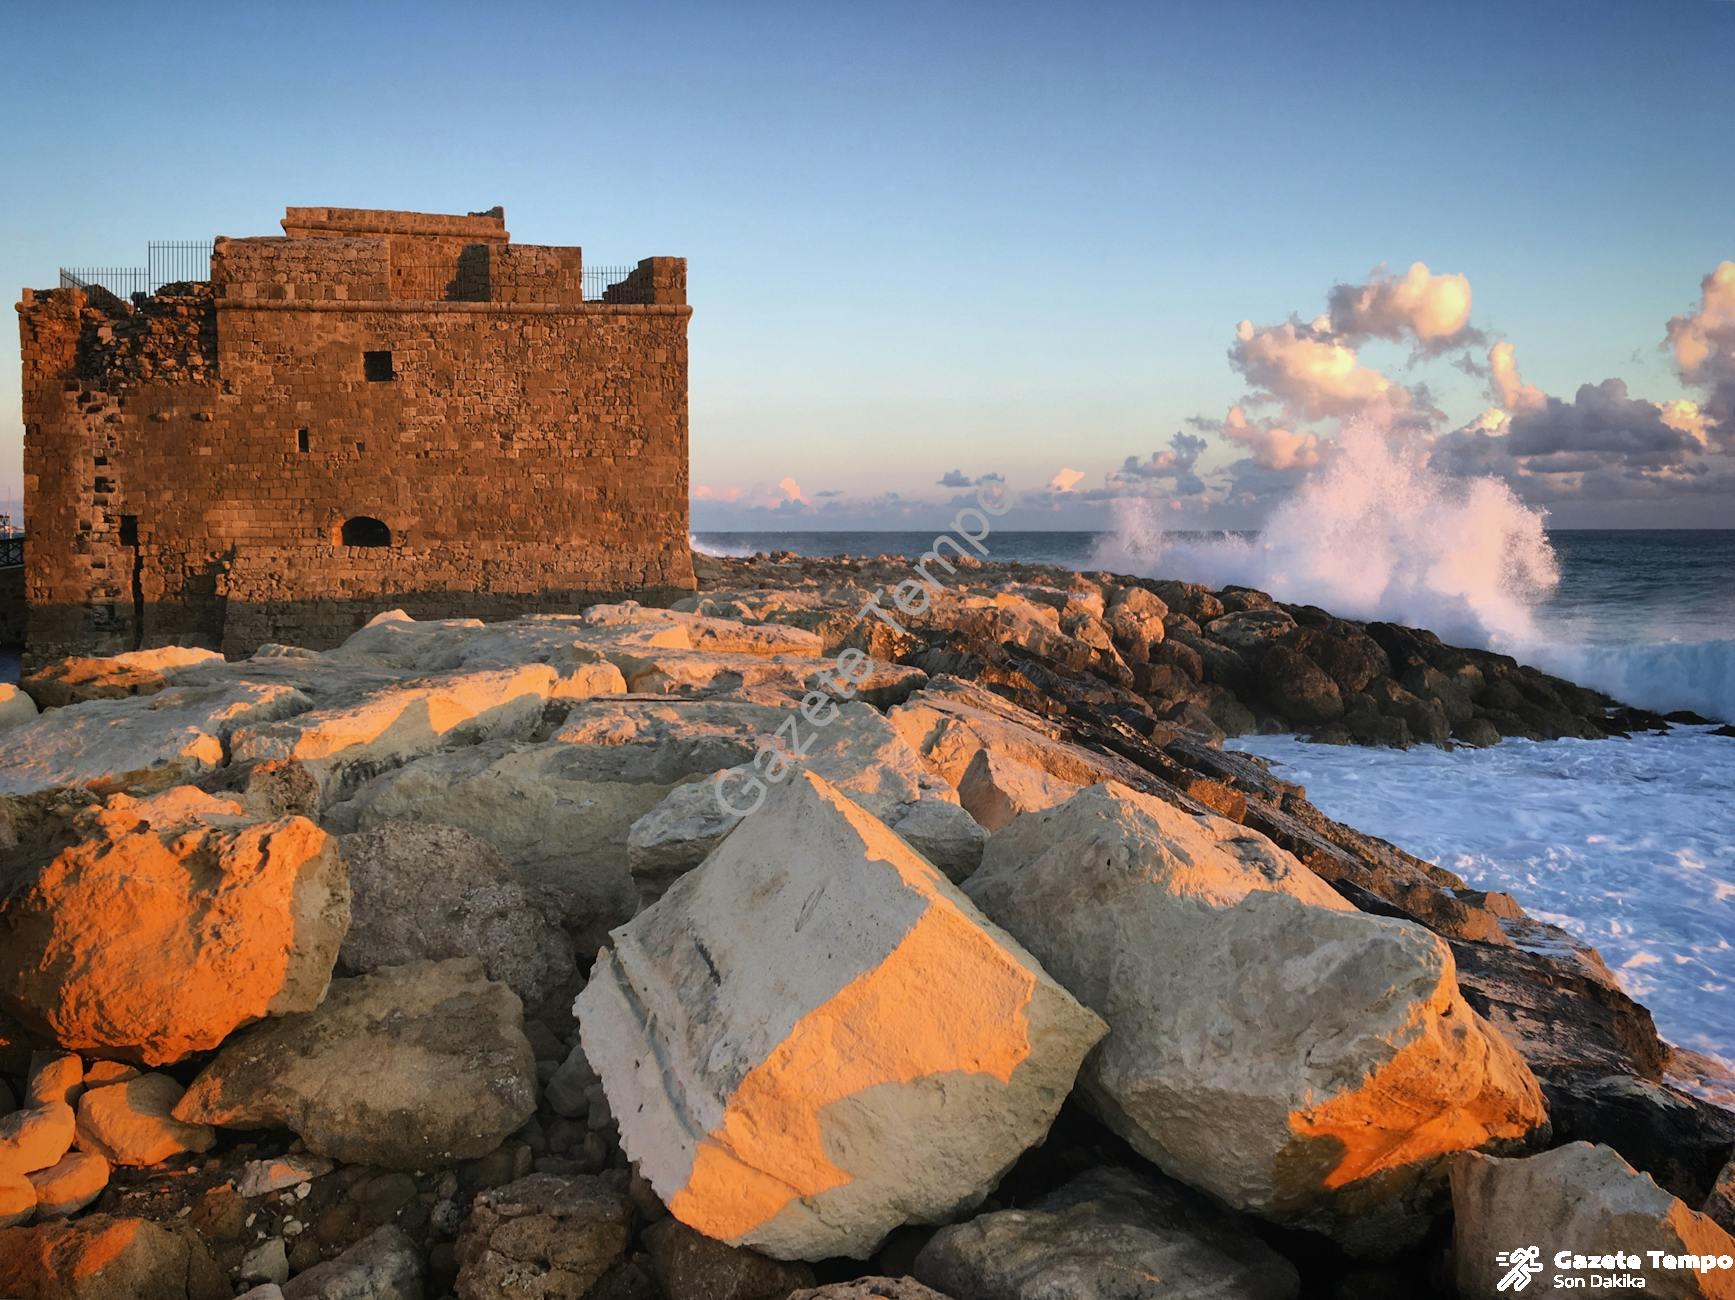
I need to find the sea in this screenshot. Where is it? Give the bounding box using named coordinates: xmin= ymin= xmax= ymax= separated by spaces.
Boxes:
xmin=694 ymin=526 xmax=1735 ymax=1065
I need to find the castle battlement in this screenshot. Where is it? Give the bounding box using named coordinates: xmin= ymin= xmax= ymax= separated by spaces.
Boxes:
xmin=16 ymin=206 xmax=694 ymax=665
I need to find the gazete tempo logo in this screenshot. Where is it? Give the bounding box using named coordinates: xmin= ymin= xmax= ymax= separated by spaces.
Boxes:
xmin=1497 ymin=1246 xmax=1545 ymax=1291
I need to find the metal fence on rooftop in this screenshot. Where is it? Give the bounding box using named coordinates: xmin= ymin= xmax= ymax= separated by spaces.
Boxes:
xmin=57 ymin=241 xmax=214 ymax=300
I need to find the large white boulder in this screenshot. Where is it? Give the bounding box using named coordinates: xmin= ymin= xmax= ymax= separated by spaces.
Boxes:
xmin=331 ymin=699 xmax=811 ymax=947
xmin=888 ymin=678 xmax=1130 ymax=792
xmin=620 ymin=698 xmax=973 ymax=902
xmin=964 ymin=782 xmax=1548 ymax=1254
xmin=577 ymin=771 xmax=1106 ymax=1261
xmin=229 ymin=664 xmax=558 ymax=805
xmin=1453 ymin=1143 xmax=1735 ymax=1299
xmin=0 ymin=680 xmax=310 ymax=797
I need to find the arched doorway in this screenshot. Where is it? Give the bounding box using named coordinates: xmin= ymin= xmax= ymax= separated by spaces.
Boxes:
xmin=338 ymin=516 xmax=392 ymax=547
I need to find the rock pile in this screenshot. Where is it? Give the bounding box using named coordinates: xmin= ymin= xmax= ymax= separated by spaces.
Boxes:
xmin=0 ymin=558 xmax=1727 ymax=1298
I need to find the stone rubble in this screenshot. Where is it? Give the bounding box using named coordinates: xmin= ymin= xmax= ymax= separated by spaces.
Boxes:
xmin=0 ymin=557 xmax=1725 ymax=1297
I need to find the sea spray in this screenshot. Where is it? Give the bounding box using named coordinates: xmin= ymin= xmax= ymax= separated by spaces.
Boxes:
xmin=1091 ymin=425 xmax=1735 ymax=719
xmin=1091 ymin=422 xmax=1560 ymax=649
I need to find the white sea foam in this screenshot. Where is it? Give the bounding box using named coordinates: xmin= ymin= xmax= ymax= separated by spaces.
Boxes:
xmin=1090 ymin=422 xmax=1733 ymax=719
xmin=1540 ymin=639 xmax=1735 ymax=723
xmin=689 ymin=532 xmax=758 ymax=558
xmin=1233 ymin=728 xmax=1735 ymax=1064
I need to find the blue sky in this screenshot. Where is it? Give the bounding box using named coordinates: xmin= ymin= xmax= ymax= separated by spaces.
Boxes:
xmin=3 ymin=0 xmax=1732 ymax=529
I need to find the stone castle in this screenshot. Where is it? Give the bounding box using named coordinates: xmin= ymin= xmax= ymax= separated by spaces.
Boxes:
xmin=15 ymin=206 xmax=694 ymax=667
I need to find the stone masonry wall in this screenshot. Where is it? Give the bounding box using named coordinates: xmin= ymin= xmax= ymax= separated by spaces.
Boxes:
xmin=17 ymin=207 xmax=693 ymax=666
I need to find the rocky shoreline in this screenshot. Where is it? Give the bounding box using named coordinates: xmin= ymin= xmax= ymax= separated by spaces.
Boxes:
xmin=0 ymin=553 xmax=1731 ymax=1299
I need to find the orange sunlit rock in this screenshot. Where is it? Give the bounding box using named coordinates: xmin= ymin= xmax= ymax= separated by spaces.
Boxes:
xmin=0 ymin=788 xmax=349 ymax=1065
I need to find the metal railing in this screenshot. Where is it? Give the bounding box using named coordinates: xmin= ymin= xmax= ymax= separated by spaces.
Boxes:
xmin=58 ymin=241 xmax=214 ymax=300
xmin=55 ymin=244 xmax=651 ymax=304
xmin=583 ymin=265 xmax=640 ymax=301
xmin=0 ymin=536 xmax=23 ymax=569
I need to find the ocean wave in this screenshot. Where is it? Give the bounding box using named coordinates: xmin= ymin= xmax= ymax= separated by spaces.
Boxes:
xmin=1529 ymin=638 xmax=1735 ymax=723
xmin=1091 ymin=424 xmax=1557 ymax=650
xmin=689 ymin=533 xmax=760 ymax=559
xmin=1090 ymin=422 xmax=1730 ymax=720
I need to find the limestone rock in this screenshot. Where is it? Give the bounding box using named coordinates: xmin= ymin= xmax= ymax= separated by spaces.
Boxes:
xmin=787 ymin=1281 xmax=953 ymax=1300
xmin=0 ymin=1173 xmax=32 ymax=1228
xmin=24 ymin=1055 xmax=83 ymax=1109
xmin=888 ymin=679 xmax=1127 ymax=793
xmin=453 ymin=1173 xmax=630 ymax=1300
xmin=0 ymin=1105 xmax=75 ymax=1178
xmin=240 ymin=1238 xmax=289 ymax=1286
xmin=0 ymin=679 xmax=309 ymax=798
xmin=0 ymin=1214 xmax=228 ymax=1299
xmin=235 ymin=1154 xmax=335 ymax=1199
xmin=882 ymin=797 xmax=986 ymax=884
xmin=280 ymin=1224 xmax=423 ymax=1300
xmin=338 ymin=821 xmax=575 ymax=1007
xmin=230 ymin=664 xmax=559 ymax=805
xmin=25 ymin=1152 xmax=108 ymax=1218
xmin=963 ymin=782 xmax=1548 ymax=1254
xmin=1707 ymin=1156 xmax=1735 ymax=1234
xmin=912 ymin=1167 xmax=1299 ymax=1300
xmin=174 ymin=959 xmax=536 ymax=1169
xmin=1453 ymin=1143 xmax=1735 ymax=1299
xmin=0 ymin=684 xmax=38 ymax=731
xmin=1205 ymin=607 xmax=1297 ymax=651
xmin=74 ymin=1074 xmax=214 ymax=1167
xmin=332 ymin=737 xmax=661 ymax=951
xmin=22 ymin=647 xmax=225 ymax=710
xmin=642 ymin=1218 xmax=816 ymax=1299
xmin=0 ymin=788 xmax=348 ymax=1065
xmin=956 ymin=747 xmax=1081 ymax=833
xmin=1258 ymin=643 xmax=1345 ymax=723
xmin=578 ymin=770 xmax=1107 ymax=1260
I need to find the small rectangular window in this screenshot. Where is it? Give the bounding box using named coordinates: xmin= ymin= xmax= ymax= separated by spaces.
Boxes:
xmin=119 ymin=515 xmax=139 ymax=545
xmin=297 ymin=428 xmax=310 ymax=453
xmin=363 ymin=350 xmax=395 ymax=382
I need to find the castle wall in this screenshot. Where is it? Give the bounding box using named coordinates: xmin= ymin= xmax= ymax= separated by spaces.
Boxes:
xmin=17 ymin=209 xmax=693 ymax=666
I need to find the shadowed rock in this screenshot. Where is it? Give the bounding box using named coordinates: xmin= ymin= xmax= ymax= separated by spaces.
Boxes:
xmin=174 ymin=959 xmax=535 ymax=1169
xmin=1453 ymin=1143 xmax=1735 ymax=1299
xmin=913 ymin=1166 xmax=1298 ymax=1300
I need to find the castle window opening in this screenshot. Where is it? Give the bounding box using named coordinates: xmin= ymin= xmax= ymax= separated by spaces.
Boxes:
xmin=363 ymin=350 xmax=395 ymax=382
xmin=339 ymin=516 xmax=392 ymax=548
xmin=297 ymin=428 xmax=310 ymax=453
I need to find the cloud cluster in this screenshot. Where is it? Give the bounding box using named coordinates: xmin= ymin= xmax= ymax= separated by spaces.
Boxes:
xmin=1327 ymin=262 xmax=1479 ymax=351
xmin=1433 ymin=321 xmax=1734 ymax=516
xmin=1189 ymin=407 xmax=1321 ymax=472
xmin=1229 ymin=318 xmax=1407 ymax=422
xmin=1487 ymin=341 xmax=1543 ymax=414
xmin=1665 ymin=260 xmax=1735 ymax=445
xmin=692 ymin=261 xmax=1735 ymax=530
xmin=1108 ymin=431 xmax=1210 ymax=497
